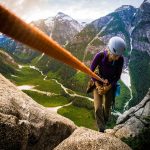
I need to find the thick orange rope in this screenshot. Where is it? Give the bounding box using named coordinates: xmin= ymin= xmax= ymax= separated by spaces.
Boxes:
xmin=0 ymin=4 xmax=105 ymax=83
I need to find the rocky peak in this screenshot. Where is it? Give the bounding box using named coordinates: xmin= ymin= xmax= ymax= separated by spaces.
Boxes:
xmin=54 ymin=12 xmax=83 ymax=32
xmin=144 ymin=0 xmax=150 ymax=4
xmin=131 ymin=0 xmax=150 ymax=55
xmin=114 ymin=5 xmax=137 ymax=29
xmin=132 ymin=0 xmax=150 ymax=25
xmin=140 ymin=0 xmax=150 ymax=13
xmin=55 ymin=12 xmax=73 ymax=21
xmin=115 ymin=5 xmax=136 ymax=12
xmin=33 ymin=12 xmax=83 ymax=45
xmin=91 ymin=5 xmax=137 ymax=33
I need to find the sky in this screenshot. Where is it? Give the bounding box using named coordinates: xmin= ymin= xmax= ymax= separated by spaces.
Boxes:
xmin=0 ymin=0 xmax=144 ymax=23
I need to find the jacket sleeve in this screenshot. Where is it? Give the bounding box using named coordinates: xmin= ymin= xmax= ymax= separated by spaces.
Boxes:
xmin=90 ymin=52 xmax=101 ymax=82
xmin=110 ymin=57 xmax=124 ymax=87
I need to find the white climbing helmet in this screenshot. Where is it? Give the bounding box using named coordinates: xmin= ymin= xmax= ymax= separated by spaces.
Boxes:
xmin=108 ymin=36 xmax=126 ymax=56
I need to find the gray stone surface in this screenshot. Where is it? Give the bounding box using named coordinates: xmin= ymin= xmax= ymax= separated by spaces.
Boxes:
xmin=113 ymin=89 xmax=150 ymax=139
xmin=54 ymin=127 xmax=131 ymax=150
xmin=117 ymin=89 xmax=150 ymax=124
xmin=0 ymin=74 xmax=77 ymax=150
xmin=114 ymin=116 xmax=145 ymax=138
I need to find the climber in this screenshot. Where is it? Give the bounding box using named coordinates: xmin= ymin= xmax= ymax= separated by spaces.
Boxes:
xmin=89 ymin=36 xmax=126 ymax=132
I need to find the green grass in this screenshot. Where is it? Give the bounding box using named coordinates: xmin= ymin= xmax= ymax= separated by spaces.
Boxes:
xmin=9 ymin=66 xmax=71 ymax=107
xmin=10 ymin=67 xmax=63 ymax=94
xmin=23 ymin=90 xmax=70 ymax=107
xmin=47 ymin=71 xmax=61 ymax=80
xmin=58 ymin=105 xmax=97 ymax=130
xmin=72 ymin=96 xmax=94 ymax=110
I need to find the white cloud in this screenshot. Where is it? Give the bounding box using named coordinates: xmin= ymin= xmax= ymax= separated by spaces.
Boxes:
xmin=0 ymin=0 xmax=143 ymax=23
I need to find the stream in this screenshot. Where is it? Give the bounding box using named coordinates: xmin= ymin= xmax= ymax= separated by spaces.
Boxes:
xmin=17 ymin=65 xmax=93 ymax=113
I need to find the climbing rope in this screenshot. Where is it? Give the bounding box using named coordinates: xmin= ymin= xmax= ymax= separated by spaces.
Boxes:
xmin=0 ymin=4 xmax=105 ymax=83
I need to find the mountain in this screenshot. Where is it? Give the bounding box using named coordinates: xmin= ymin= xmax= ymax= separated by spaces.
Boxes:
xmin=31 ymin=12 xmax=83 ymax=45
xmin=0 ymin=12 xmax=83 ymax=63
xmin=129 ymin=0 xmax=150 ymax=106
xmin=131 ymin=0 xmax=150 ymax=54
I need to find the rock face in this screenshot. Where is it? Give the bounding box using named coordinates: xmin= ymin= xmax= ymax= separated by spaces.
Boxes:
xmin=54 ymin=127 xmax=131 ymax=150
xmin=0 ymin=74 xmax=132 ymax=150
xmin=113 ymin=89 xmax=150 ymax=139
xmin=0 ymin=74 xmax=77 ymax=150
xmin=127 ymin=0 xmax=150 ymax=107
xmin=131 ymin=0 xmax=150 ymax=55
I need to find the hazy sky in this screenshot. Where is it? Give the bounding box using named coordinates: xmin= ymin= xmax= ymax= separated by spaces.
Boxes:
xmin=0 ymin=0 xmax=144 ymax=23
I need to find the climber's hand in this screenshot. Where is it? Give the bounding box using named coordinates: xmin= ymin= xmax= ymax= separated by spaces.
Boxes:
xmin=103 ymin=84 xmax=112 ymax=94
xmin=96 ymin=85 xmax=105 ymax=95
xmin=103 ymin=79 xmax=109 ymax=86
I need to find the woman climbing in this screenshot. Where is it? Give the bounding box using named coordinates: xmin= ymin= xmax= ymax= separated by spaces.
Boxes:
xmin=90 ymin=36 xmax=126 ymax=132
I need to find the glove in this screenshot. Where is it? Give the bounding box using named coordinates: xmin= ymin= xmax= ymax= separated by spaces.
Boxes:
xmin=102 ymin=84 xmax=112 ymax=94
xmin=96 ymin=84 xmax=112 ymax=95
xmin=103 ymin=79 xmax=109 ymax=86
xmin=95 ymin=79 xmax=111 ymax=95
xmin=96 ymin=85 xmax=105 ymax=95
